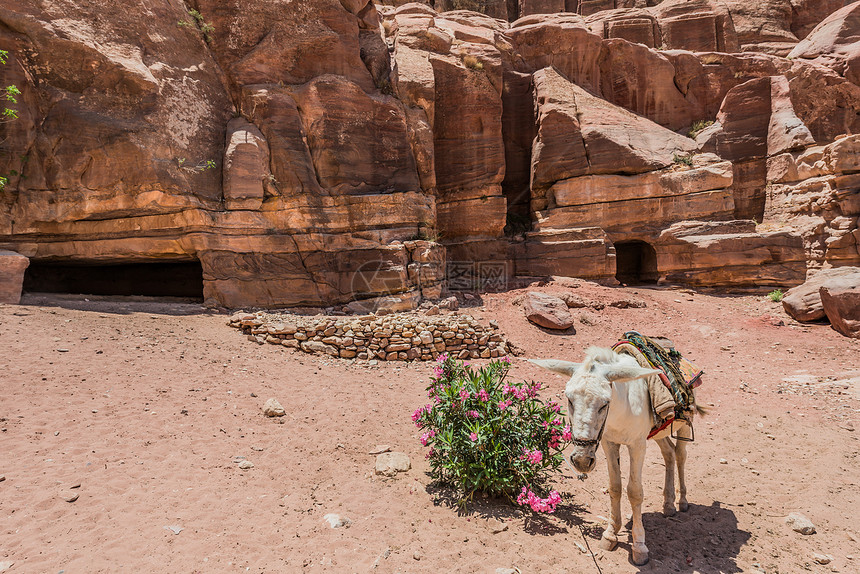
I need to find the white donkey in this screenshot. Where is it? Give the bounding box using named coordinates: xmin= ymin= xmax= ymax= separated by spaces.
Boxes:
xmin=532 ymin=347 xmax=700 ymax=566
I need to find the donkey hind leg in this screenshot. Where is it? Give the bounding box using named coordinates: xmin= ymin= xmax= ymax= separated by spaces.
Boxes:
xmin=599 ymin=441 xmax=623 ymax=551
xmin=676 ymin=439 xmax=689 ymax=512
xmin=655 ymin=437 xmax=677 ymax=517
xmin=627 ymin=441 xmax=649 ymax=566
xmin=673 ymin=417 xmax=693 ymax=512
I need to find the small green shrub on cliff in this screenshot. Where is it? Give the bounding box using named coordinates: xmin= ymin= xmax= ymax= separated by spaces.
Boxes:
xmin=178 ymin=9 xmax=214 ymax=42
xmin=688 ymin=119 xmax=714 ymax=139
xmin=0 ymin=48 xmax=20 ymax=191
xmin=768 ymin=289 xmax=784 ymax=302
xmin=412 ymin=355 xmax=571 ymax=512
xmin=462 ymin=55 xmax=484 ymax=71
xmin=673 ymin=152 xmax=694 ymax=167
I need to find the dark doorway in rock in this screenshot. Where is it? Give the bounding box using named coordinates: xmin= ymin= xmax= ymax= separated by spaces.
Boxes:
xmin=614 ymin=241 xmax=658 ymax=285
xmin=23 ymin=260 xmax=204 ymax=300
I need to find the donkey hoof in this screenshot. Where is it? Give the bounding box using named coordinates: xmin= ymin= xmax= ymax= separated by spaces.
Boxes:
xmin=632 ymin=547 xmax=650 ymax=566
xmin=679 ymin=500 xmax=689 ymax=512
xmin=663 ymin=503 xmax=676 ymax=517
xmin=599 ymin=534 xmax=618 ymax=551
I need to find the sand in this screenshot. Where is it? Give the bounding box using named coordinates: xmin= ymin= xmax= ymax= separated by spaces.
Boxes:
xmin=1 ymin=281 xmax=859 ymax=573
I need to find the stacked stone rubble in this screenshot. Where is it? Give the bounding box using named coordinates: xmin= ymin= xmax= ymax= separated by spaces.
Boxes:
xmin=229 ymin=311 xmax=508 ymax=361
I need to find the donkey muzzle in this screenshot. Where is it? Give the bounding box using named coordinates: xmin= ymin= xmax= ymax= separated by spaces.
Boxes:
xmin=571 ymin=453 xmax=596 ymax=474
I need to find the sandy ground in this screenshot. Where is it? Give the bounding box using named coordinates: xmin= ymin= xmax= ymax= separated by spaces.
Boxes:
xmin=1 ymin=281 xmax=859 ymax=574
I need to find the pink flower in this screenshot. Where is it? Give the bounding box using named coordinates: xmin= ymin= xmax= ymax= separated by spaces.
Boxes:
xmin=477 ymin=389 xmax=489 ymax=402
xmin=548 ymin=400 xmax=561 ymax=413
xmin=459 ymin=389 xmax=470 ymax=401
xmin=467 ymin=410 xmax=479 ymax=419
xmin=520 ymin=448 xmax=543 ymax=465
xmin=433 ymin=365 xmax=444 ymax=377
xmin=436 ymin=353 xmax=448 ymax=363
xmin=470 ymin=432 xmax=478 ymax=441
xmin=498 ymin=400 xmax=512 ymax=411
xmin=420 ymin=432 xmax=431 ymax=446
xmin=502 ymin=356 xmax=511 ymax=364
xmin=517 ymin=487 xmax=561 ymax=513
xmin=562 ymin=425 xmax=572 ymax=442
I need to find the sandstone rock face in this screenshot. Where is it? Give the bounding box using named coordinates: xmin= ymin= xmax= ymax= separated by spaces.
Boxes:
xmin=789 ymin=2 xmax=860 ymax=85
xmin=765 ymin=136 xmax=860 ymax=269
xmin=722 ymin=0 xmax=800 ymax=55
xmin=585 ymin=0 xmax=740 ymax=53
xmin=820 ymin=276 xmax=860 ymax=337
xmin=657 ymin=221 xmax=807 ymax=288
xmin=698 ymin=75 xmax=815 ymax=221
xmin=0 ymin=251 xmax=29 ymax=304
xmin=2 ymin=0 xmax=860 ymax=305
xmin=523 ymin=291 xmax=575 ymax=330
xmin=782 ymin=266 xmax=860 ymax=321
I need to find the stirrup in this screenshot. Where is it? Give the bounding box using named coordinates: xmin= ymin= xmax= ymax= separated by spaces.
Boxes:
xmin=670 ymin=416 xmax=694 ymax=442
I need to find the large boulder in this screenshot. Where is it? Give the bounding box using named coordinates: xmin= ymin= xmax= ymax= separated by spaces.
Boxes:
xmin=0 ymin=251 xmax=29 ymax=304
xmin=523 ymin=291 xmax=575 ymax=330
xmin=782 ymin=266 xmax=860 ymax=321
xmin=820 ymin=276 xmax=860 ymax=337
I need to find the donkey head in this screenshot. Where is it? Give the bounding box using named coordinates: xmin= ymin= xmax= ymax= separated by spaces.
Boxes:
xmin=531 ymin=348 xmax=660 ymax=474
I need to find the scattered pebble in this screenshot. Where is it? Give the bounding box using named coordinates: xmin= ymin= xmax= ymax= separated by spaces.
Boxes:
xmin=262 ymin=398 xmax=285 ymax=417
xmin=0 ymin=561 xmax=14 ymax=572
xmin=164 ymin=525 xmax=183 ymax=535
xmin=489 ymin=518 xmax=508 ymax=534
xmin=374 ymin=452 xmax=411 ymax=477
xmin=323 ymin=513 xmax=351 ymax=529
xmin=238 ymin=460 xmax=254 ymax=470
xmin=786 ymin=512 xmax=816 ymax=535
xmin=719 ymin=458 xmax=728 ymax=464
xmin=368 ymin=445 xmax=391 ymax=455
xmin=412 ymin=551 xmax=422 ymax=561
xmin=63 ymin=492 xmax=79 ymax=503
xmin=813 ymin=553 xmax=833 ymax=565
xmin=57 ymin=348 xmax=69 ymax=352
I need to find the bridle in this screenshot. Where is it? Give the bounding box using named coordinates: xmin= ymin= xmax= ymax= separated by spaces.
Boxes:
xmin=568 ymin=398 xmax=609 ymax=449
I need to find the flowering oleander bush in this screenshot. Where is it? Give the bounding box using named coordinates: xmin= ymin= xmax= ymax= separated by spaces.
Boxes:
xmin=413 ymin=354 xmax=572 ymax=513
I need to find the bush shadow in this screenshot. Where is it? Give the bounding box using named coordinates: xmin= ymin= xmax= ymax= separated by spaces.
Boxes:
xmin=424 ymin=479 xmax=595 ymax=537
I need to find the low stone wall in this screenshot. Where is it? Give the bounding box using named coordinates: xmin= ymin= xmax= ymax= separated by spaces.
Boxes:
xmin=229 ymin=311 xmax=509 ymax=361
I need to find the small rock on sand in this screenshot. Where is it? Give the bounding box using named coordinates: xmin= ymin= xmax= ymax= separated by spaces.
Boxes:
xmin=164 ymin=525 xmax=183 ymax=535
xmin=374 ymin=452 xmax=410 ymax=476
xmin=238 ymin=460 xmax=254 ymax=470
xmin=368 ymin=445 xmax=391 ymax=455
xmin=0 ymin=561 xmax=14 ymax=572
xmin=63 ymin=492 xmax=79 ymax=503
xmin=262 ymin=398 xmax=285 ymax=417
xmin=786 ymin=512 xmax=816 ymax=534
xmin=813 ymin=553 xmax=833 ymax=564
xmin=323 ymin=513 xmax=351 ymax=528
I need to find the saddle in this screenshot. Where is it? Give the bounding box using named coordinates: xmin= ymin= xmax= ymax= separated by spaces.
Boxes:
xmin=613 ymin=331 xmax=703 ymax=441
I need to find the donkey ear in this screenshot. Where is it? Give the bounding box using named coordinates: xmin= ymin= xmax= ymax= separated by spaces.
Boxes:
xmin=600 ymin=364 xmax=662 ymax=383
xmin=529 ymin=359 xmax=582 ymax=376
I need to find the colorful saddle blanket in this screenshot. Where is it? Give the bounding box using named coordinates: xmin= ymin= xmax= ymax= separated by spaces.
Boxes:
xmin=612 ymin=331 xmax=704 ymax=439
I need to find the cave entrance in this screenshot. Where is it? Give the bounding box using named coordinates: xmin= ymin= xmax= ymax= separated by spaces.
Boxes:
xmin=614 ymin=241 xmax=658 ymax=285
xmin=23 ymin=260 xmax=204 ymax=300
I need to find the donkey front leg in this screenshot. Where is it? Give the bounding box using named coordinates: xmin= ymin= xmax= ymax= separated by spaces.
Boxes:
xmin=599 ymin=441 xmax=623 ymax=551
xmin=656 ymin=437 xmax=677 ymax=516
xmin=627 ymin=440 xmax=649 ymax=566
